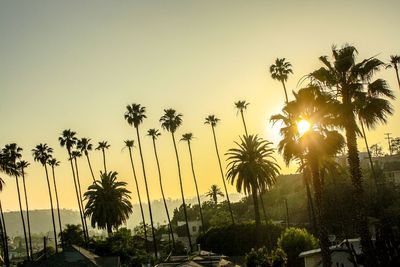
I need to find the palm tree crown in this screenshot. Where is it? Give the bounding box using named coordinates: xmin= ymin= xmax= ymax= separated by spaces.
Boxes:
xmin=206 ymin=184 xmax=224 ymax=204
xmin=147 ymin=128 xmax=161 ymax=139
xmin=32 ymin=144 xmax=53 ymax=165
xmin=96 ymin=141 xmax=110 ymax=151
xmin=180 ymin=133 xmax=193 ymax=142
xmin=269 ymin=58 xmax=293 ymax=82
xmin=204 ymin=115 xmax=220 ymax=127
xmin=160 ymin=109 xmax=183 ymax=133
xmin=124 ymin=104 xmax=147 ymax=128
xmin=77 ymin=138 xmax=93 ymax=156
xmin=59 ymin=129 xmax=78 ymax=153
xmin=234 ymin=100 xmax=249 ymax=112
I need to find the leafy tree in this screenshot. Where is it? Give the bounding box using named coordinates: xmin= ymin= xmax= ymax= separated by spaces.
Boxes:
xmin=206 ymin=185 xmax=224 ymax=204
xmin=95 ymin=141 xmax=110 ymax=173
xmin=59 ymin=224 xmax=85 ymax=247
xmin=390 ymin=137 xmax=400 ymax=155
xmin=84 ymin=171 xmax=133 ymax=236
xmin=370 ymin=144 xmax=384 ymax=157
xmin=269 ymin=58 xmax=293 ymax=103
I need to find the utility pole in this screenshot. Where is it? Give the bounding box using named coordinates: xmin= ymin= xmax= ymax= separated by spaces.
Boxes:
xmin=384 ymin=133 xmax=392 ymax=155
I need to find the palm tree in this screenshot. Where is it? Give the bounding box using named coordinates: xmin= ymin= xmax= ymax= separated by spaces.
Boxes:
xmin=16 ymin=160 xmax=33 ymax=257
xmin=77 ymin=138 xmax=96 ymax=182
xmin=70 ymin=150 xmax=89 ymax=238
xmin=206 ymin=184 xmax=224 ymax=204
xmin=226 ymin=135 xmax=280 ymax=245
xmin=0 ymin=156 xmax=10 ymax=266
xmin=59 ymin=129 xmax=87 ymax=243
xmin=48 ymin=158 xmax=64 ymax=248
xmin=310 ymin=45 xmax=394 ymax=264
xmin=84 ymin=171 xmax=133 ymax=236
xmin=124 ymin=104 xmax=157 ymax=256
xmin=32 ymin=143 xmax=58 ymax=253
xmin=123 ymin=140 xmax=148 ymax=248
xmin=180 ymin=133 xmax=205 ymax=232
xmin=147 ymin=129 xmax=176 ymax=249
xmin=204 ymin=115 xmax=235 ymax=224
xmin=271 ymin=86 xmax=345 ymax=267
xmin=1 ymin=144 xmax=30 ymax=260
xmin=234 ymin=100 xmax=250 ymax=136
xmin=96 ymin=141 xmax=110 ymax=173
xmin=269 ymin=58 xmax=293 ymax=103
xmin=160 ymin=109 xmax=192 ymax=250
xmin=386 ymin=55 xmax=400 ymax=90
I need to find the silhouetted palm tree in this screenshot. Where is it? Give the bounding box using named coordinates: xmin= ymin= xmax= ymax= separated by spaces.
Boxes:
xmin=226 ymin=135 xmax=280 ymax=245
xmin=206 ymin=185 xmax=224 ymax=204
xmin=147 ymin=129 xmax=176 ymax=249
xmin=160 ymin=109 xmax=192 ymax=250
xmin=84 ymin=171 xmax=133 ymax=236
xmin=204 ymin=115 xmax=235 ymax=224
xmin=123 ymin=140 xmax=148 ymax=248
xmin=234 ymin=100 xmax=250 ymax=136
xmin=77 ymin=138 xmax=96 ymax=182
xmin=0 ymin=158 xmax=10 ymax=266
xmin=48 ymin=158 xmax=64 ymax=248
xmin=96 ymin=141 xmax=110 ymax=174
xmin=59 ymin=129 xmax=87 ymax=243
xmin=16 ymin=160 xmax=33 ymax=257
xmin=124 ymin=104 xmax=157 ymax=256
xmin=386 ymin=55 xmax=400 ymax=90
xmin=1 ymin=144 xmax=30 ymax=260
xmin=32 ymin=143 xmax=58 ymax=253
xmin=180 ymin=133 xmax=205 ymax=232
xmin=310 ymin=45 xmax=394 ymax=264
xmin=269 ymin=58 xmax=293 ymax=103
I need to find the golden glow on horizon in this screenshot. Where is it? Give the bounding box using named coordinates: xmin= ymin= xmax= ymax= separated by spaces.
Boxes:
xmin=298 ymin=119 xmax=311 ymax=136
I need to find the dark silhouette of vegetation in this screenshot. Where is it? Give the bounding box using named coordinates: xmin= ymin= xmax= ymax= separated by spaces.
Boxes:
xmin=269 ymin=58 xmax=293 ymax=103
xmin=386 ymin=55 xmax=400 ymax=90
xmin=96 ymin=141 xmax=110 ymax=174
xmin=77 ymin=137 xmax=96 ymax=182
xmin=206 ymin=185 xmax=224 ymax=204
xmin=59 ymin=224 xmax=85 ymax=247
xmin=48 ymin=158 xmax=64 ymax=249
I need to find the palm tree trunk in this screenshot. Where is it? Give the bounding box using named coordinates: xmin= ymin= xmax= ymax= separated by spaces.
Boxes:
xmin=211 ymin=126 xmax=235 ymax=224
xmin=0 ymin=201 xmax=10 ymax=267
xmin=51 ymin=165 xmax=64 ymax=249
xmin=281 ymin=80 xmax=289 ymax=103
xmin=240 ymin=110 xmax=248 ymax=137
xmin=187 ymin=141 xmax=205 ymax=232
xmin=127 ymin=147 xmax=148 ymax=251
xmin=102 ymin=149 xmax=107 ymax=174
xmin=74 ymin=158 xmax=89 ymax=240
xmin=15 ymin=175 xmax=30 ymax=260
xmin=152 ymin=139 xmax=176 ymax=249
xmin=44 ymin=165 xmax=58 ymax=253
xmin=21 ymin=167 xmax=33 ymax=257
xmin=0 ymin=210 xmax=6 ymax=263
xmin=360 ymin=121 xmax=379 ymax=190
xmin=85 ymin=153 xmax=96 ymax=182
xmin=258 ymin=190 xmax=268 ymax=224
xmin=135 ymin=127 xmax=157 ymax=257
xmin=302 ymin=162 xmax=317 ymax=234
xmin=309 ymin=150 xmax=331 ymax=267
xmin=251 ymin=186 xmax=261 ymax=246
xmin=171 ymin=132 xmax=193 ymax=251
xmin=67 ymin=151 xmax=88 ymax=244
xmin=394 ymin=65 xmax=400 ymax=90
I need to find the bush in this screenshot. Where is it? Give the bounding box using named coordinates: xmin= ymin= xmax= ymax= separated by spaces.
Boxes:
xmin=245 ymin=247 xmax=287 ymax=267
xmin=197 ymin=222 xmax=282 ymax=256
xmin=277 ymin=228 xmax=317 ymax=267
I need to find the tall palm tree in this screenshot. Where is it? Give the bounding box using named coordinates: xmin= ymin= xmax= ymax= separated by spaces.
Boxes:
xmin=234 ymin=100 xmax=250 ymax=136
xmin=59 ymin=129 xmax=87 ymax=243
xmin=180 ymin=133 xmax=205 ymax=232
xmin=386 ymin=55 xmax=400 ymax=90
xmin=84 ymin=171 xmax=133 ymax=236
xmin=70 ymin=150 xmax=89 ymax=238
xmin=310 ymin=45 xmax=394 ymax=264
xmin=0 ymin=156 xmax=10 ymax=266
xmin=32 ymin=143 xmax=58 ymax=253
xmin=206 ymin=185 xmax=224 ymax=204
xmin=160 ymin=109 xmax=192 ymax=250
xmin=77 ymin=138 xmax=96 ymax=182
xmin=226 ymin=135 xmax=280 ymax=245
xmin=204 ymin=115 xmax=235 ymax=224
xmin=147 ymin=129 xmax=176 ymax=249
xmin=123 ymin=140 xmax=148 ymax=248
xmin=48 ymin=158 xmax=64 ymax=249
xmin=1 ymin=144 xmax=30 ymax=260
xmin=269 ymin=58 xmax=293 ymax=103
xmin=16 ymin=160 xmax=33 ymax=257
xmin=271 ymin=86 xmax=345 ymax=267
xmin=96 ymin=141 xmax=110 ymax=174
xmin=124 ymin=104 xmax=157 ymax=256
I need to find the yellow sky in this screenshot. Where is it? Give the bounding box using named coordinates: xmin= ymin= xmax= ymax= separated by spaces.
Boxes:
xmin=1 ymin=0 xmax=400 ymax=211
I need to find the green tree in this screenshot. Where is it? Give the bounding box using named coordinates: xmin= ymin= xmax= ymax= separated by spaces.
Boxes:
xmin=147 ymin=129 xmax=175 ymax=249
xmin=310 ymin=45 xmax=394 ymax=264
xmin=96 ymin=141 xmax=110 ymax=174
xmin=160 ymin=108 xmax=192 ymax=250
xmin=77 ymin=138 xmax=96 ymax=182
xmin=269 ymin=58 xmax=293 ymax=103
xmin=48 ymin=158 xmax=64 ymax=248
xmin=123 ymin=140 xmax=148 ymax=249
xmin=206 ymin=185 xmax=224 ymax=204
xmin=181 ymin=133 xmax=205 ymax=232
xmin=386 ymin=55 xmax=400 ymax=90
xmin=59 ymin=224 xmax=84 ymax=247
xmin=204 ymin=115 xmax=235 ymax=224
xmin=32 ymin=143 xmax=58 ymax=252
xmin=226 ymin=135 xmax=280 ymax=244
xmin=84 ymin=171 xmax=133 ymax=236
xmin=124 ymin=103 xmax=157 ymax=256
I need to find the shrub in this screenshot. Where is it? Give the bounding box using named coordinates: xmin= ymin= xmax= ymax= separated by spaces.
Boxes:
xmin=245 ymin=247 xmax=287 ymax=267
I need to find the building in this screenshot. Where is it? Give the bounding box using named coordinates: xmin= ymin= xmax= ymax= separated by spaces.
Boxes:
xmin=177 ymin=220 xmax=203 ymax=236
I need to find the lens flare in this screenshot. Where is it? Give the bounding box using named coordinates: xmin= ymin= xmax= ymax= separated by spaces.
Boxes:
xmin=298 ymin=119 xmax=311 ymax=135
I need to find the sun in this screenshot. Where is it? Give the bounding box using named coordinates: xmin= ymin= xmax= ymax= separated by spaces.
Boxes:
xmin=297 ymin=119 xmax=311 ymax=135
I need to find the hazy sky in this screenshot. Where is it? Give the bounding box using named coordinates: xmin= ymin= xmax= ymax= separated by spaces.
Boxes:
xmin=1 ymin=0 xmax=399 ymax=211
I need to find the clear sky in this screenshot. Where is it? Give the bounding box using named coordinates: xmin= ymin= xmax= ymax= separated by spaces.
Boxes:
xmin=1 ymin=0 xmax=399 ymax=211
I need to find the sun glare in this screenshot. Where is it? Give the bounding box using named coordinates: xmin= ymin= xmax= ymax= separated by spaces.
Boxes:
xmin=298 ymin=119 xmax=311 ymax=135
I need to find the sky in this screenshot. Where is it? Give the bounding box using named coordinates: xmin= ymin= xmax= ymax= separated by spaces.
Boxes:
xmin=1 ymin=0 xmax=400 ymax=212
